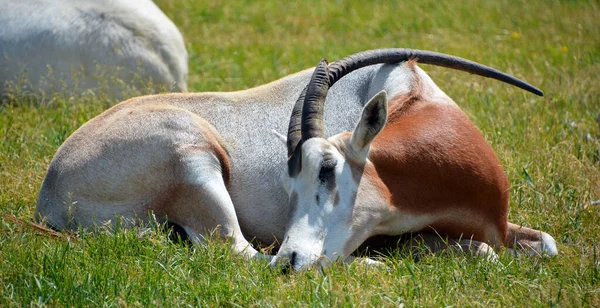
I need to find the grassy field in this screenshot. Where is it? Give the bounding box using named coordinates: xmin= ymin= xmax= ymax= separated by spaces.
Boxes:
xmin=1 ymin=0 xmax=599 ymax=306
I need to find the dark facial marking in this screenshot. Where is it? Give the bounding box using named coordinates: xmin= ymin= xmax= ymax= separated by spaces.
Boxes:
xmin=333 ymin=191 xmax=340 ymax=206
xmin=317 ymin=152 xmax=338 ymax=208
xmin=287 ymin=145 xmax=303 ymax=177
xmin=288 ymin=191 xmax=299 ymax=220
xmin=318 ymin=153 xmax=337 ymax=185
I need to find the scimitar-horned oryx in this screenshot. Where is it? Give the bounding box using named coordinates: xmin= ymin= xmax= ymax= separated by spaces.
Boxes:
xmin=0 ymin=0 xmax=188 ymax=99
xmin=35 ymin=49 xmax=557 ymax=270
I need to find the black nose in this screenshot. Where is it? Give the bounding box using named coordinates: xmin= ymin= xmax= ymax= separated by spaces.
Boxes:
xmin=280 ymin=251 xmax=298 ymax=274
xmin=290 ymin=251 xmax=297 ymax=268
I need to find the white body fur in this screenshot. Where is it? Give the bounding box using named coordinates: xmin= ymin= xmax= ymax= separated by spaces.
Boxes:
xmin=0 ymin=0 xmax=188 ymax=98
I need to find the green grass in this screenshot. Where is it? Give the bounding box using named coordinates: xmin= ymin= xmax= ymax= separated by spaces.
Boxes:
xmin=1 ymin=0 xmax=599 ymax=306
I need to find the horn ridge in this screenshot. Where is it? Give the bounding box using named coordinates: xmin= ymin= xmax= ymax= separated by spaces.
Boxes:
xmin=286 ymin=58 xmax=330 ymax=158
xmin=286 ymin=85 xmax=307 ymax=157
xmin=300 ymin=58 xmax=330 ymax=141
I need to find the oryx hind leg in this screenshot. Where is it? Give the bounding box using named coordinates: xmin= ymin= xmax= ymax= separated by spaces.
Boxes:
xmin=504 ymin=222 xmax=558 ymax=256
xmin=408 ymin=232 xmax=498 ymax=260
xmin=163 ymin=146 xmax=271 ymax=261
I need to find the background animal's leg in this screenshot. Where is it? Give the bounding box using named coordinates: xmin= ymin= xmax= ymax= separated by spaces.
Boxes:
xmin=504 ymin=222 xmax=558 ymax=256
xmin=166 ymin=150 xmax=272 ymax=261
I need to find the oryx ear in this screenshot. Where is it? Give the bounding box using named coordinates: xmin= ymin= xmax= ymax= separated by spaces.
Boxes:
xmin=349 ymin=90 xmax=388 ymax=155
xmin=271 ymin=130 xmax=287 ymax=145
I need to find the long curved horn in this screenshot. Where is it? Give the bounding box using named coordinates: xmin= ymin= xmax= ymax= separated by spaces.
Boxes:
xmin=327 ymin=48 xmax=543 ymax=96
xmin=287 ymin=48 xmax=543 ymax=158
xmin=287 ymin=58 xmax=330 ymax=157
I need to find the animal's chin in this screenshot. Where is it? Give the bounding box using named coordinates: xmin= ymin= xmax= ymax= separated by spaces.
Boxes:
xmin=269 ymin=251 xmax=326 ymax=272
xmin=294 ymin=254 xmax=348 ymax=271
xmin=292 ymin=258 xmax=324 ymax=272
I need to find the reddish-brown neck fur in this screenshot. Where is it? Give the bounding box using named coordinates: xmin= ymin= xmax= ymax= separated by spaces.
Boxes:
xmin=368 ymin=89 xmax=510 ymax=247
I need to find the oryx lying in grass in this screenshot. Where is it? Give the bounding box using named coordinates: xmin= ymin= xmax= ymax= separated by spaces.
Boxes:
xmin=0 ymin=0 xmax=188 ymax=99
xmin=36 ymin=49 xmax=557 ymax=270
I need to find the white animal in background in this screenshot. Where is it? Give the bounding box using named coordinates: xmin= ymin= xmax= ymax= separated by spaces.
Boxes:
xmin=0 ymin=0 xmax=188 ymax=99
xmin=35 ymin=49 xmax=557 ymax=270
